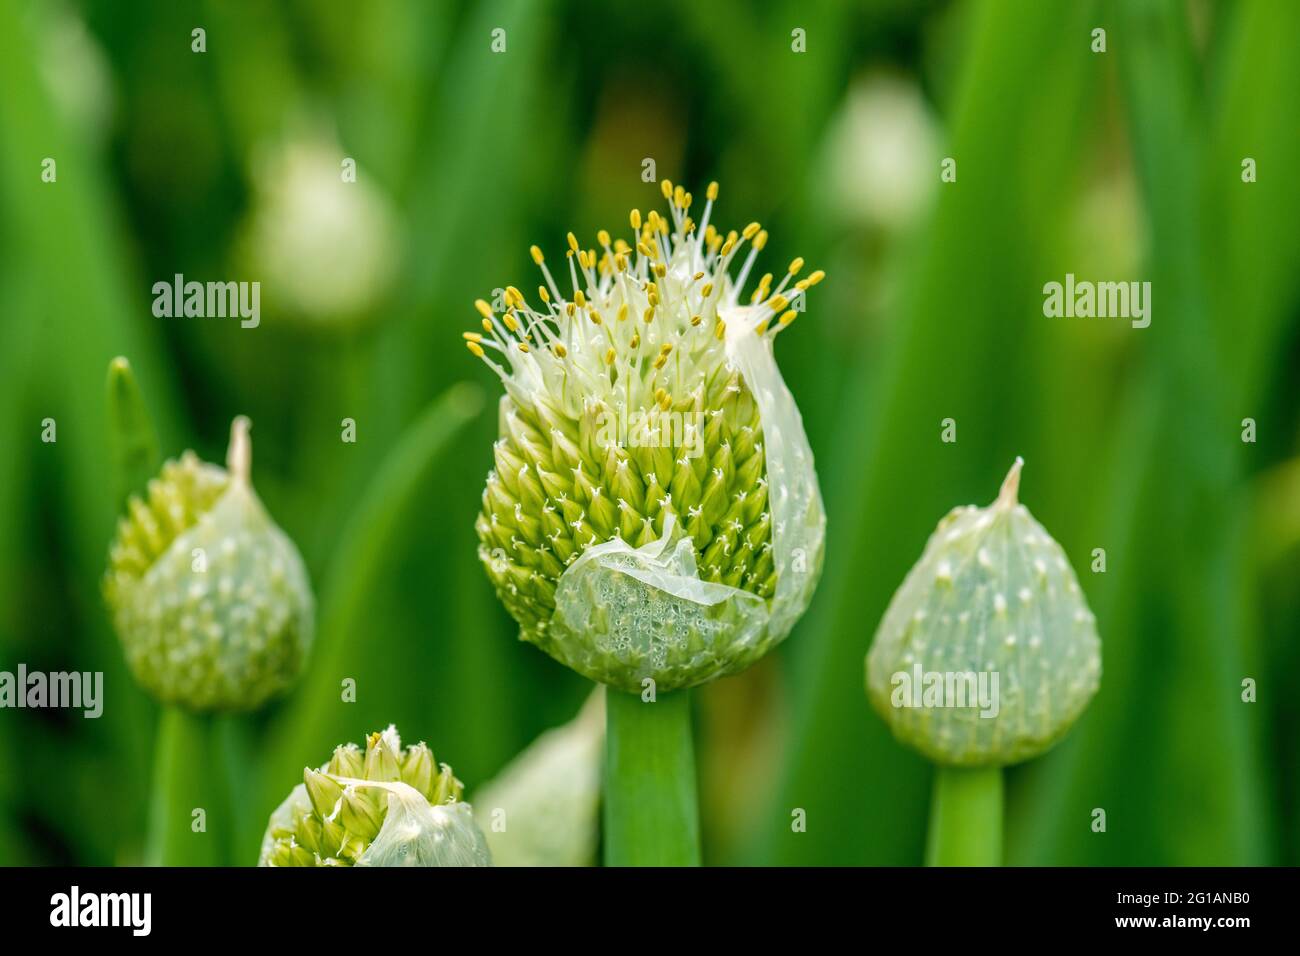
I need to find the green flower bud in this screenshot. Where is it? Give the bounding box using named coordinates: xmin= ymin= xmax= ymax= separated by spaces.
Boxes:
xmin=326 ymin=742 xmax=364 ymax=778
xmin=400 ymin=742 xmax=435 ymax=797
xmin=259 ymin=725 xmax=492 ymax=867
xmin=467 ymin=183 xmax=827 ymax=692
xmin=303 ymin=767 xmax=343 ymax=818
xmin=103 ymin=417 xmax=314 ymax=711
xmin=866 ymin=459 xmax=1102 ymax=766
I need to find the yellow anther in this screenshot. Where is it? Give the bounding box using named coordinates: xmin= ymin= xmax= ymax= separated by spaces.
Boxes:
xmin=566 ymin=231 xmax=580 ymax=253
xmin=617 ymin=303 xmax=629 ymax=322
xmin=693 ymin=271 xmax=705 ymax=281
xmin=466 ymin=341 xmax=485 ymax=357
xmin=788 ymin=257 xmax=805 ymax=275
xmin=807 ymin=269 xmax=825 ymax=286
xmin=648 ymin=291 xmax=659 ymax=307
xmin=574 ymin=290 xmax=586 ymax=308
xmin=779 ymin=310 xmax=797 ymax=326
xmin=463 ymin=331 xmax=483 ymax=342
xmin=553 ymin=342 xmax=567 ymax=358
xmin=615 ymin=253 xmax=628 ymax=271
xmin=636 ymin=241 xmax=654 ymax=259
xmin=643 ymin=306 xmax=656 ymax=324
xmin=502 ymin=312 xmax=519 ymax=332
xmin=673 ymin=185 xmax=685 ymax=208
xmin=660 ymin=343 xmax=673 ymax=355
xmin=753 ymin=230 xmax=768 ymax=250
xmin=701 ymin=283 xmax=714 ymax=298
xmin=683 ymin=191 xmax=693 ymax=208
xmin=659 ymin=392 xmax=672 ymax=411
xmin=720 ymin=238 xmax=735 ymax=256
xmin=597 ymin=229 xmax=611 ymax=247
xmin=630 ymin=333 xmax=640 ymax=348
xmin=683 ymin=217 xmax=695 ymax=233
xmin=715 ymin=320 xmax=727 ymax=341
xmin=630 ymin=209 xmax=641 ymax=230
xmin=481 ymin=318 xmax=493 ymax=333
xmin=755 ymin=321 xmax=769 ymax=335
xmin=768 ymin=294 xmax=790 ymax=313
xmin=538 ymin=286 xmax=550 ymax=302
xmin=605 ymin=347 xmax=617 ymax=365
xmin=653 ymin=354 xmax=668 ymax=370
xmin=690 ymin=314 xmax=702 ymax=326
xmin=794 ymin=278 xmax=811 ymax=291
xmin=654 ymin=263 xmax=667 ymax=278
xmin=577 ymin=250 xmax=590 ymax=270
xmin=475 ymin=299 xmax=493 ymax=319
xmin=706 ymin=181 xmax=719 ymax=201
xmin=565 ymin=302 xmax=576 ymax=317
xmin=530 ymin=245 xmax=545 ymax=265
xmin=589 ymin=310 xmax=602 ymax=325
xmin=660 ymin=179 xmax=673 ymax=200
xmin=742 ymin=222 xmax=760 ymax=240
xmin=518 ymin=341 xmax=531 ymax=353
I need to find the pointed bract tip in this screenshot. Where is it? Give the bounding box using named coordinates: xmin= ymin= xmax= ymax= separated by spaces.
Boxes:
xmin=996 ymin=456 xmax=1024 ymax=509
xmin=227 ymin=415 xmax=252 ymax=483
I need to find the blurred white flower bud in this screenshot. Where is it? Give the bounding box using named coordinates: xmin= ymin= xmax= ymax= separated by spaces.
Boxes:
xmin=474 ymin=690 xmax=604 ymax=867
xmin=240 ymin=126 xmax=398 ymax=324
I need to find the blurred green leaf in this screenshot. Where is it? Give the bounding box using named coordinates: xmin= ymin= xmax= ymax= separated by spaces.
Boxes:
xmin=106 ymin=357 xmax=162 ymax=511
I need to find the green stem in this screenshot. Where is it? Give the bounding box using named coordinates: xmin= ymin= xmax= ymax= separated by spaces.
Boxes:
xmin=603 ymin=688 xmax=700 ymax=866
xmin=146 ymin=708 xmax=224 ymax=866
xmin=925 ymin=765 xmax=1003 ymax=866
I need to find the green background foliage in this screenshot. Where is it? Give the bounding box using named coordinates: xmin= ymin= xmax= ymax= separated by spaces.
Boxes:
xmin=0 ymin=0 xmax=1295 ymax=865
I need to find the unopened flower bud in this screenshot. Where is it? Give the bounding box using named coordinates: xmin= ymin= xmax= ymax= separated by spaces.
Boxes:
xmin=103 ymin=417 xmax=314 ymax=711
xmin=260 ymin=725 xmax=490 ymax=867
xmin=326 ymin=743 xmax=363 ymax=779
xmin=866 ymin=459 xmax=1102 ymax=766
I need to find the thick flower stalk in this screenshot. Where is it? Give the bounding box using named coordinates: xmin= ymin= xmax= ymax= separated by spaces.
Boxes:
xmin=104 ymin=416 xmax=314 ymax=712
xmin=467 ymin=180 xmax=826 ymax=694
xmin=466 ymin=180 xmax=826 ymax=865
xmin=260 ymin=726 xmax=491 ymax=867
xmin=865 ymin=459 xmax=1102 ymax=864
